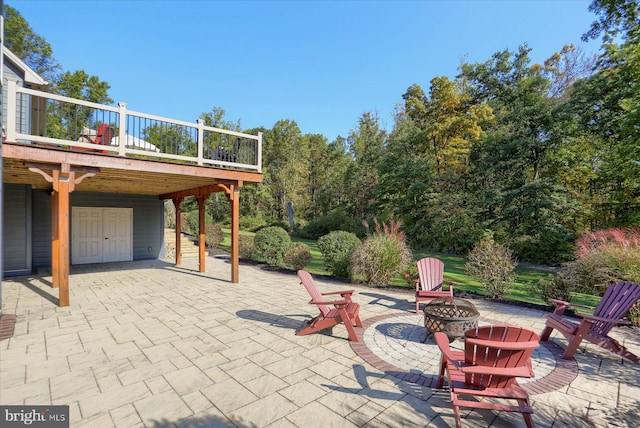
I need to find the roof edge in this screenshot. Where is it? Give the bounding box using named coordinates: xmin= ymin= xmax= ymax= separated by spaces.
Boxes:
xmin=3 ymin=45 xmax=49 ymax=87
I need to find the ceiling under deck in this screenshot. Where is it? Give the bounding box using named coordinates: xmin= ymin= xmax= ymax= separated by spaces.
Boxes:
xmin=2 ymin=143 xmax=263 ymax=197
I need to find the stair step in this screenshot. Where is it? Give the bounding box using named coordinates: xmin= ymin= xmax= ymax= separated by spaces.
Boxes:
xmin=164 ymin=228 xmax=208 ymax=257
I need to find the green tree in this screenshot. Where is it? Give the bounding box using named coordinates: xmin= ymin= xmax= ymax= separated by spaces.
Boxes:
xmin=568 ymin=32 xmax=640 ymax=226
xmin=380 ymin=78 xmax=491 ymax=253
xmin=315 ymin=136 xmax=353 ymax=216
xmin=45 ymin=70 xmax=113 ymax=141
xmin=199 ymin=106 xmax=242 ymax=131
xmin=344 ymin=112 xmax=386 ymax=218
xmin=144 ymin=123 xmax=196 ymax=157
xmin=263 ymin=120 xmax=307 ymax=222
xmin=304 ymin=133 xmax=331 ymax=218
xmin=3 ymin=5 xmax=60 ymax=80
xmin=460 ymin=45 xmax=579 ymax=262
xmin=402 ymin=78 xmax=492 ymax=175
xmin=583 ymin=0 xmax=640 ymax=42
xmin=53 ymin=70 xmax=112 ymax=103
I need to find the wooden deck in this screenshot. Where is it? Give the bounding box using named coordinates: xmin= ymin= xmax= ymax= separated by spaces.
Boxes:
xmin=2 ymin=83 xmax=263 ymax=307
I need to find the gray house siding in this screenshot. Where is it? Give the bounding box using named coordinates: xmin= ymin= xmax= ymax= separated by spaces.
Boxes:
xmin=31 ymin=190 xmax=52 ymax=268
xmin=2 ymin=184 xmax=32 ymax=274
xmin=2 ymin=58 xmax=28 ymax=135
xmin=30 ymin=191 xmax=164 ymax=268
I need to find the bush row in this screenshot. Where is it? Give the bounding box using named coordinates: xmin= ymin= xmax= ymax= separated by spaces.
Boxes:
xmin=176 ymin=209 xmax=638 ymax=326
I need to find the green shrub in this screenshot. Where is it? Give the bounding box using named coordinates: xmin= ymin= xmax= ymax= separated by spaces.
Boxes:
xmin=239 ymin=235 xmax=256 ymax=259
xmin=510 ymin=229 xmax=575 ymax=266
xmin=269 ymin=220 xmax=292 ymax=233
xmin=465 ymin=231 xmax=517 ymax=299
xmin=164 ymin=201 xmax=176 ymax=228
xmin=530 ymin=274 xmax=573 ymax=304
xmin=206 ymin=194 xmax=230 ymax=223
xmin=350 ymin=220 xmax=412 ymax=285
xmin=240 ymin=216 xmax=267 ymax=232
xmin=284 ymin=242 xmax=312 ymax=271
xmin=187 ymin=210 xmax=200 ymax=233
xmin=317 ymin=231 xmax=361 ymax=277
xmin=298 ymin=210 xmax=365 ymax=239
xmin=185 ymin=210 xmax=213 ymax=235
xmin=254 ymin=226 xmax=291 ymax=266
xmin=204 ymin=224 xmax=224 ymax=248
xmin=180 ymin=212 xmax=190 ymax=234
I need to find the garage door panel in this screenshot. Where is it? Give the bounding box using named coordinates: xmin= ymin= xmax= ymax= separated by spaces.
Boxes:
xmin=72 ymin=208 xmax=132 ymax=264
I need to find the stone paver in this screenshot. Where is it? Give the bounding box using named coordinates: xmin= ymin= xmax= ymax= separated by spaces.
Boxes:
xmin=1 ymin=255 xmax=639 ymax=427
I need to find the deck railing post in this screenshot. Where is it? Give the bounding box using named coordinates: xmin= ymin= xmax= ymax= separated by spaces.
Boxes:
xmin=196 ymin=119 xmax=204 ymax=166
xmin=257 ymin=131 xmax=263 ymax=173
xmin=5 ymin=78 xmax=18 ymax=141
xmin=118 ymin=102 xmax=127 ymax=156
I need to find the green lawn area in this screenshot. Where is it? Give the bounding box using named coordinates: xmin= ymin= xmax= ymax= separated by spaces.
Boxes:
xmin=219 ymin=228 xmax=601 ymax=309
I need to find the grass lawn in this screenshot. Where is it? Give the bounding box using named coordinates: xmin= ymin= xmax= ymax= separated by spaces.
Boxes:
xmin=218 ymin=228 xmax=601 ymax=309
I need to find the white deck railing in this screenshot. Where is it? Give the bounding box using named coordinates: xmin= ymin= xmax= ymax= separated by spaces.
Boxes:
xmin=4 ymin=79 xmax=262 ymax=172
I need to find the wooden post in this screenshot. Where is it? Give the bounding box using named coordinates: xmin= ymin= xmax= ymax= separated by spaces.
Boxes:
xmin=51 ymin=190 xmax=59 ymax=289
xmin=52 ymin=169 xmax=74 ymax=307
xmin=173 ymin=197 xmax=183 ymax=266
xmin=230 ymin=187 xmax=240 ymax=283
xmin=197 ymin=195 xmax=207 ymax=273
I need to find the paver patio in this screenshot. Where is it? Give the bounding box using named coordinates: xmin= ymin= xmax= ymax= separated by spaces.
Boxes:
xmin=1 ymin=255 xmax=639 ymax=427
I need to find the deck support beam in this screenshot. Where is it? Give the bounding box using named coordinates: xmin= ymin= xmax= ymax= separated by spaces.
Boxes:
xmin=223 ymin=184 xmax=240 ymax=283
xmin=172 ymin=197 xmax=184 ymax=266
xmin=196 ymin=194 xmax=210 ymax=273
xmin=161 ymin=181 xmax=243 ymax=283
xmin=229 ymin=187 xmax=240 ymax=283
xmin=26 ymin=162 xmax=97 ymax=307
xmin=52 ymin=170 xmax=73 ymax=306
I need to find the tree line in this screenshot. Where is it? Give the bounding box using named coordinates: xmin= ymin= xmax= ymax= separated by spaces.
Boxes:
xmin=6 ymin=1 xmax=639 ymax=266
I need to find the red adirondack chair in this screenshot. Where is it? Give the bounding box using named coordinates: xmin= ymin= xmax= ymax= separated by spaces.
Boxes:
xmin=297 ymin=270 xmax=363 ymax=342
xmin=540 ymin=281 xmax=640 ymax=362
xmin=76 ymin=123 xmax=113 ymax=154
xmin=415 ymin=257 xmax=454 ymax=313
xmin=436 ymin=325 xmax=540 ymax=428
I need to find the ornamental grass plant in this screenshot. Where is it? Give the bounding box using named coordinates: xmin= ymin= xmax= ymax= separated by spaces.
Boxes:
xmin=350 ymin=219 xmax=412 ymax=286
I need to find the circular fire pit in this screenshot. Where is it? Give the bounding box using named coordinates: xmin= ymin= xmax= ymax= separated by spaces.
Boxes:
xmin=423 ymin=296 xmax=479 ymax=340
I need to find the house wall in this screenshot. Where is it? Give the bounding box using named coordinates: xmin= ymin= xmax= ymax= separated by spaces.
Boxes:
xmin=31 ymin=191 xmax=165 ymax=268
xmin=2 ymin=58 xmax=26 ymax=132
xmin=2 ymin=184 xmax=31 ymax=275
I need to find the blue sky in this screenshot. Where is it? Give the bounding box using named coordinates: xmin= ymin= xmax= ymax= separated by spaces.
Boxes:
xmin=10 ymin=0 xmax=600 ymax=141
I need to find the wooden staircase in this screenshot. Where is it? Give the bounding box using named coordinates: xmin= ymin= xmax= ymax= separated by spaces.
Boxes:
xmin=164 ymin=228 xmax=203 ymax=258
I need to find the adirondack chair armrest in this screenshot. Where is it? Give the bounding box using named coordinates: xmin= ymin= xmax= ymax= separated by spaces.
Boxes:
xmin=549 ymin=299 xmax=594 ymax=311
xmin=414 ymin=279 xmax=420 ymax=291
xmin=434 ymin=332 xmax=463 ymax=370
xmin=309 ymin=298 xmax=350 ymax=307
xmin=459 ymin=364 xmax=534 ymax=378
xmin=575 ymin=312 xmax=631 ymax=325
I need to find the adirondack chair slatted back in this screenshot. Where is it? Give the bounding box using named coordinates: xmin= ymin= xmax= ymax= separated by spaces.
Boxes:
xmin=591 ymin=281 xmax=640 ymax=336
xmin=298 ymin=270 xmax=331 ymax=317
xmin=464 ymin=325 xmax=539 ymax=388
xmin=417 ymin=257 xmax=445 ymax=291
xmin=94 ymin=123 xmax=114 ymax=146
